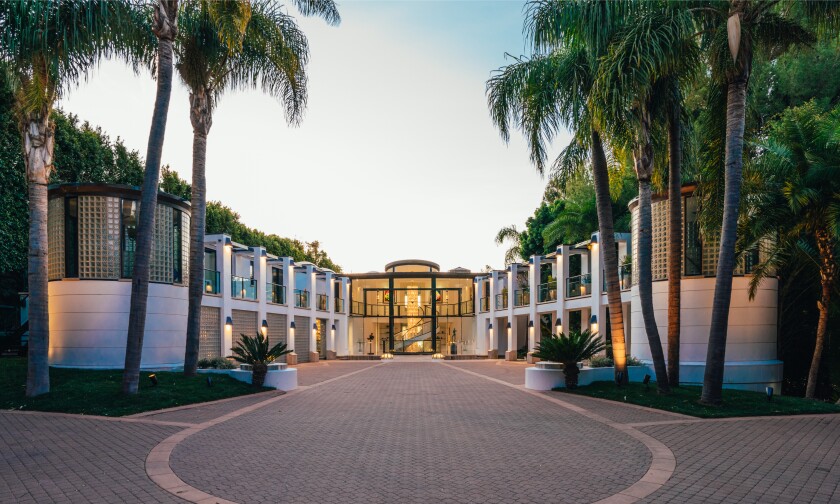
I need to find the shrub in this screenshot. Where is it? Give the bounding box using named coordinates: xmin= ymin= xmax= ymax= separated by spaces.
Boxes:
xmin=588 ymin=355 xmax=645 ymax=368
xmin=230 ymin=333 xmax=292 ymax=387
xmin=197 ymin=356 xmax=235 ymax=369
xmin=534 ymin=330 xmax=605 ymax=389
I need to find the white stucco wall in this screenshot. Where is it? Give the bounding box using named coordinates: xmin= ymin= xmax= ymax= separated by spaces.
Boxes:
xmin=49 ymin=280 xmax=188 ymax=369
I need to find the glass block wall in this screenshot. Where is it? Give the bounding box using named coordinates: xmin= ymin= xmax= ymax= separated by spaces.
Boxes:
xmin=78 ymin=196 xmax=121 ymax=279
xmin=47 ymin=198 xmax=64 ymax=281
xmin=199 ymin=306 xmax=221 ymax=359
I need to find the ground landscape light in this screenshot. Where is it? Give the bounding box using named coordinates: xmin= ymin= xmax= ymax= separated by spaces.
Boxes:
xmin=148 ymin=373 xmax=158 ymax=387
xmin=766 ymin=386 xmax=774 ymax=401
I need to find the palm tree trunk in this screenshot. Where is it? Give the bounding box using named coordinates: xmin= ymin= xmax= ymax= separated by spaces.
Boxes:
xmin=667 ymin=108 xmax=681 ymax=388
xmin=23 ymin=114 xmax=55 ymax=397
xmin=638 ymin=177 xmax=670 ymax=393
xmin=700 ymin=78 xmax=747 ymax=406
xmin=122 ymin=0 xmax=178 ymax=394
xmin=184 ymin=89 xmax=213 ymax=376
xmin=805 ymin=229 xmax=835 ymax=399
xmin=590 ymin=129 xmax=628 ymax=384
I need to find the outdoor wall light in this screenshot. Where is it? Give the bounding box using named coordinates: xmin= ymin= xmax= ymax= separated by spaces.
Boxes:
xmin=590 ymin=314 xmax=598 ymax=333
xmin=555 ymin=317 xmax=563 ymax=335
xmin=290 ymin=321 xmax=296 ymax=329
xmin=488 ymin=323 xmax=493 ymax=330
xmin=506 ymin=322 xmax=511 ymax=329
xmin=225 ymin=316 xmax=232 ymax=330
xmin=528 ymin=320 xmax=534 ymax=328
xmin=148 ymin=373 xmax=158 ymax=387
xmin=224 ymin=236 xmax=232 ymax=249
xmin=261 ymin=320 xmax=268 ymax=336
xmin=766 ymin=386 xmax=774 ymax=401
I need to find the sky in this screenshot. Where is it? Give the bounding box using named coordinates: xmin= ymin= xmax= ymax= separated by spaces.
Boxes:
xmin=60 ymin=0 xmax=572 ymax=274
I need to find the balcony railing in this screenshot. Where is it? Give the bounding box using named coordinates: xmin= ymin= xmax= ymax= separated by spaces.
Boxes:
xmin=204 ymin=269 xmax=220 ymax=295
xmin=479 ymin=297 xmax=489 ymax=313
xmin=266 ymin=283 xmax=286 ymax=304
xmin=316 ymin=293 xmax=328 ymax=311
xmin=514 ymin=288 xmax=530 ymax=307
xmin=537 ymin=281 xmax=557 ymax=303
xmin=294 ymin=289 xmax=309 ymax=308
xmin=603 ymin=264 xmax=632 ymax=292
xmin=495 ymin=292 xmax=508 ymax=310
xmin=460 ymin=299 xmax=474 ymax=315
xmin=351 ymin=300 xmax=364 ymax=315
xmin=565 ymin=274 xmax=591 ymax=298
xmin=334 ymin=297 xmax=345 ymax=313
xmin=232 ymin=275 xmax=257 ymax=300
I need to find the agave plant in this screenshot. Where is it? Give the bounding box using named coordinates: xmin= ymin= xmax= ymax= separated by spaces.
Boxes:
xmin=534 ymin=330 xmax=605 ymax=389
xmin=230 ymin=333 xmax=291 ymax=387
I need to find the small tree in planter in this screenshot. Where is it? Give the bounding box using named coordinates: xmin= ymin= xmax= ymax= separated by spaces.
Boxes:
xmin=534 ymin=330 xmax=605 ymax=389
xmin=230 ymin=333 xmax=292 ymax=387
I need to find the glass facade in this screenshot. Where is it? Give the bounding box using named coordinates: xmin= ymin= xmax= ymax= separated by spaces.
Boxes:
xmin=349 ymin=266 xmax=475 ymax=355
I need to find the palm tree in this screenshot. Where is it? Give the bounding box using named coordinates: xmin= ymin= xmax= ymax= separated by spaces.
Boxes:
xmin=487 ymin=0 xmax=631 ymax=385
xmin=592 ymin=2 xmax=699 ymax=392
xmin=739 ymin=102 xmax=839 ymax=399
xmin=695 ymin=0 xmax=815 ymax=405
xmin=122 ymin=0 xmax=181 ymax=395
xmin=534 ymin=330 xmax=605 ymax=389
xmin=230 ymin=332 xmax=292 ymax=387
xmin=0 ymin=0 xmax=147 ymax=397
xmin=181 ymin=0 xmax=339 ymax=376
xmin=495 ymin=225 xmax=523 ymax=265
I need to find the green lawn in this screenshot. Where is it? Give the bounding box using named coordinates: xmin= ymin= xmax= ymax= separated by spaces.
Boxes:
xmin=555 ymin=382 xmax=840 ymax=418
xmin=0 ymin=358 xmax=267 ymax=417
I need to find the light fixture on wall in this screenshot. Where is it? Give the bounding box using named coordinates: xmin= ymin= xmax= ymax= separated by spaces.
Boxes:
xmin=261 ymin=320 xmax=268 ymax=336
xmin=590 ymin=314 xmax=598 ymax=333
xmin=225 ymin=316 xmax=232 ymax=330
xmin=224 ymin=236 xmax=232 ymax=249
xmin=555 ymin=317 xmax=563 ymax=335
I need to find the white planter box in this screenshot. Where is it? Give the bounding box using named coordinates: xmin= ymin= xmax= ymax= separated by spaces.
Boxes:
xmin=199 ymin=367 xmax=298 ymax=391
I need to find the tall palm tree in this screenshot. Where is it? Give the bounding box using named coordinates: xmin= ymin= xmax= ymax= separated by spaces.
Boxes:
xmin=122 ymin=0 xmax=181 ymax=394
xmin=593 ymin=3 xmax=699 ymax=392
xmin=694 ymin=0 xmax=815 ymax=405
xmin=495 ymin=225 xmax=523 ymax=265
xmin=487 ymin=0 xmax=631 ymax=384
xmin=181 ymin=0 xmax=339 ymax=376
xmin=0 ymin=0 xmax=147 ymax=397
xmin=739 ymin=102 xmax=839 ymax=399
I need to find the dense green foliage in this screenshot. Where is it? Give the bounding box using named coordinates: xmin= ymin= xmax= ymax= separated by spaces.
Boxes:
xmin=557 ymin=382 xmax=840 ymax=419
xmin=0 ymin=358 xmax=266 ymax=416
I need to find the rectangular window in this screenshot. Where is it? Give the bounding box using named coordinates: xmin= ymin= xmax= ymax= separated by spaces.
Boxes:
xmin=173 ymin=210 xmax=182 ymax=284
xmin=272 ymin=267 xmax=283 ymax=285
xmin=65 ymin=197 xmax=78 ymax=278
xmin=204 ymin=248 xmax=216 ymax=270
xmin=684 ymin=195 xmax=702 ymax=276
xmin=121 ymin=199 xmax=137 ymax=278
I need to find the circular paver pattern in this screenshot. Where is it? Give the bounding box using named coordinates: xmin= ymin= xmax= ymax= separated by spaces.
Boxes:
xmin=170 ymin=362 xmax=651 ymax=503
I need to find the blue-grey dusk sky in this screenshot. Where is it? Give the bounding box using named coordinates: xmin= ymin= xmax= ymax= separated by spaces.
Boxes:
xmin=60 ymin=0 xmax=571 ymax=273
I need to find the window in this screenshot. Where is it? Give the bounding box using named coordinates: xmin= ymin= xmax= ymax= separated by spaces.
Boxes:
xmin=121 ymin=199 xmax=137 ymax=278
xmin=65 ymin=197 xmax=78 ymax=278
xmin=272 ymin=267 xmax=283 ymax=285
xmin=173 ymin=210 xmax=182 ymax=284
xmin=204 ymin=248 xmax=216 ymax=270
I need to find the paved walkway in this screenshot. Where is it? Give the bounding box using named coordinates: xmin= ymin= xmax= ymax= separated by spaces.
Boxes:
xmin=1 ymin=359 xmax=838 ymax=503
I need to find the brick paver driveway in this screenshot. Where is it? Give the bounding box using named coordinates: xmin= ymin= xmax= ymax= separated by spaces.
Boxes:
xmin=2 ymin=359 xmax=840 ymax=503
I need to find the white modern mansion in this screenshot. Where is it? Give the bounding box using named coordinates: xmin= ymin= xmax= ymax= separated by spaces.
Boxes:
xmin=43 ymin=183 xmax=781 ymax=390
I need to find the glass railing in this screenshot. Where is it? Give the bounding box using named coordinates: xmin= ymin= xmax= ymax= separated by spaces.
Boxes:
xmin=479 ymin=297 xmax=489 ymax=312
xmin=603 ymin=264 xmax=632 ymax=292
xmin=232 ymin=275 xmax=257 ymax=300
xmin=514 ymin=288 xmax=530 ymax=306
xmin=334 ymin=298 xmax=345 ymax=313
xmin=266 ymin=283 xmax=286 ymax=304
xmin=316 ymin=293 xmax=328 ymax=311
xmin=565 ymin=274 xmax=591 ymax=298
xmin=294 ymin=289 xmax=309 ymax=308
xmin=460 ymin=299 xmax=474 ymax=315
xmin=351 ymin=300 xmax=364 ymax=315
xmin=537 ymin=281 xmax=557 ymax=303
xmin=495 ymin=292 xmax=508 ymax=310
xmin=204 ymin=269 xmax=220 ymax=295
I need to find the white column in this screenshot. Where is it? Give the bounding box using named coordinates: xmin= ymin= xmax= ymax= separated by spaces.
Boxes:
xmin=220 ymin=236 xmax=233 ymax=357
xmin=254 ymin=247 xmax=267 ymax=339
xmin=591 ymin=233 xmax=606 ymax=341
xmin=307 ymin=265 xmax=317 ymax=360
xmin=556 ymin=247 xmax=565 ymax=335
xmin=285 ymin=259 xmax=295 ymax=358
xmin=325 ymin=272 xmax=334 ymax=357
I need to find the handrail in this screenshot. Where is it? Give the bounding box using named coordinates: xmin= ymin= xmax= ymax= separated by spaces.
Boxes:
xmin=495 ymin=292 xmax=508 ymax=310
xmin=565 ymin=274 xmax=591 ymax=298
xmin=603 ymin=264 xmax=632 ymax=292
xmin=266 ymin=283 xmax=286 ymax=304
xmin=294 ymin=289 xmax=309 ymax=308
xmin=514 ymin=288 xmax=530 ymax=307
xmin=334 ymin=297 xmax=345 ymax=313
xmin=204 ymin=269 xmax=220 ymax=295
xmin=537 ymin=281 xmax=557 ymax=303
xmin=479 ymin=297 xmax=489 ymax=312
xmin=232 ymin=275 xmax=257 ymax=300
xmin=316 ymin=293 xmax=328 ymax=311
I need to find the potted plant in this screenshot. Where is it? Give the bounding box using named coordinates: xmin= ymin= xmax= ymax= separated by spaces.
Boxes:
xmin=230 ymin=333 xmax=292 ymax=387
xmin=533 ymin=330 xmax=605 ymax=389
